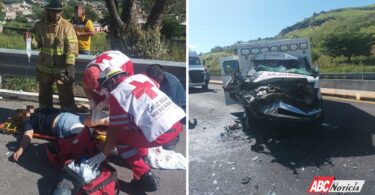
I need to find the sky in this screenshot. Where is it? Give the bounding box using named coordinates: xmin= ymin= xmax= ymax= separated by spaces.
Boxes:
xmin=189 ymin=0 xmax=375 ymax=53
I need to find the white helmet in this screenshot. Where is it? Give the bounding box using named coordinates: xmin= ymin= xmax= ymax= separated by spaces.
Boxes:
xmin=98 ymin=66 xmax=127 ymax=87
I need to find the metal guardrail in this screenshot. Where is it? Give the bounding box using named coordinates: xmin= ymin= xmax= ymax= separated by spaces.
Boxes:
xmin=0 ymin=48 xmax=186 ymax=83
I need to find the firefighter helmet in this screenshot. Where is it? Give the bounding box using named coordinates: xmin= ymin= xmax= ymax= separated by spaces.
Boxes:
xmin=45 ymin=0 xmax=63 ymax=10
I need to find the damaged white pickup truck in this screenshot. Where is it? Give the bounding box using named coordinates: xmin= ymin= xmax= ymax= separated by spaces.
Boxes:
xmin=220 ymin=38 xmax=323 ymax=131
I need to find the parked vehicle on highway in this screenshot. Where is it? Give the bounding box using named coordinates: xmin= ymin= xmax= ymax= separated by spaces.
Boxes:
xmin=189 ymin=50 xmax=210 ymax=89
xmin=221 ymin=38 xmax=323 ymax=130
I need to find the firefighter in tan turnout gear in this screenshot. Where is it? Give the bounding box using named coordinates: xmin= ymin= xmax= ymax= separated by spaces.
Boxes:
xmin=25 ymin=0 xmax=78 ymax=112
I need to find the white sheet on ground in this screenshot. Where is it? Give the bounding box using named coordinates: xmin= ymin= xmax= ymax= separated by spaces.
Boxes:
xmin=148 ymin=146 xmax=187 ymax=170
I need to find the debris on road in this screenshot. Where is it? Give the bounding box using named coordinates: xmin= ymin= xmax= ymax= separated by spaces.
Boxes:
xmin=268 ymin=188 xmax=277 ymax=195
xmin=189 ymin=118 xmax=198 ymax=129
xmin=224 ymin=123 xmax=242 ymax=131
xmin=219 ymin=119 xmax=250 ymax=143
xmin=212 ymin=180 xmax=218 ymax=184
xmin=241 ymin=176 xmax=251 ymax=184
xmin=251 ymin=156 xmax=259 ymax=161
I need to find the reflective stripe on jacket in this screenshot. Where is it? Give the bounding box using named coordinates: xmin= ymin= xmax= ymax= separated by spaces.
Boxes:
xmin=32 ymin=17 xmax=78 ymax=74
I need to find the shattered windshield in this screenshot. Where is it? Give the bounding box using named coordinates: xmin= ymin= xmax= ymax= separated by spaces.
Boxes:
xmin=189 ymin=57 xmax=201 ymax=65
xmin=253 ymin=58 xmax=313 ymax=76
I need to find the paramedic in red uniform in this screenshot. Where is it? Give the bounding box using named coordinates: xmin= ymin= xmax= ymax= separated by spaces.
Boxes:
xmin=83 ymin=51 xmax=148 ymax=161
xmin=83 ymin=51 xmax=134 ymax=111
xmin=83 ymin=50 xmax=134 ymax=124
xmin=86 ymin=67 xmax=185 ymax=192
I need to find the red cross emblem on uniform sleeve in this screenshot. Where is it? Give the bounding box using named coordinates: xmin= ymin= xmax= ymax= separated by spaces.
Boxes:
xmin=129 ymin=81 xmax=158 ymax=99
xmin=95 ymin=54 xmax=112 ymax=63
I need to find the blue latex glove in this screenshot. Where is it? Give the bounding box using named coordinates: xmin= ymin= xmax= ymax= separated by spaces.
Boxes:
xmin=86 ymin=152 xmax=106 ymax=170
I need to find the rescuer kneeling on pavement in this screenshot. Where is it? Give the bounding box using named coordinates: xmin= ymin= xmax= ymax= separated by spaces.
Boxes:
xmin=24 ymin=0 xmax=78 ymax=112
xmin=85 ymin=67 xmax=185 ymax=192
xmin=83 ymin=50 xmax=134 ymax=125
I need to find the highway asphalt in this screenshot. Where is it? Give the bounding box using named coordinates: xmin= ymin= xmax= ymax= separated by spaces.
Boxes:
xmin=189 ymin=84 xmax=375 ymax=195
xmin=0 ymin=99 xmax=186 ymax=195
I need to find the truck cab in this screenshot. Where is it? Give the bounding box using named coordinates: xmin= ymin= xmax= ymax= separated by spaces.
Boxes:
xmin=189 ymin=50 xmax=210 ymax=89
xmin=221 ymin=38 xmax=323 ymax=130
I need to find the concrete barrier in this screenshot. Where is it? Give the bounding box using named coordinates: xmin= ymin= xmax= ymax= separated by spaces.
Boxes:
xmin=320 ymin=79 xmax=375 ymax=91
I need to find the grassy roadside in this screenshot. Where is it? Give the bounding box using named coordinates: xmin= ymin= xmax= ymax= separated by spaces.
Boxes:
xmin=319 ymin=65 xmax=375 ymax=73
xmin=1 ymin=76 xmax=86 ymax=97
xmin=1 ymin=76 xmax=38 ymax=91
xmin=0 ymin=32 xmax=25 ymax=49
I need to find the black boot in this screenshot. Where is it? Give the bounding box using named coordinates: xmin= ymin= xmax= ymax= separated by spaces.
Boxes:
xmin=131 ymin=171 xmax=159 ymax=192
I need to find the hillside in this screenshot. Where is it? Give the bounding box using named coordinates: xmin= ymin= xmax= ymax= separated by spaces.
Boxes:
xmin=277 ymin=4 xmax=375 ymax=57
xmin=202 ymin=4 xmax=375 ymax=75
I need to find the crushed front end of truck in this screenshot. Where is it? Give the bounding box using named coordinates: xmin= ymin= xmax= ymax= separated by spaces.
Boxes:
xmin=240 ymin=77 xmax=323 ymax=123
xmin=224 ymin=52 xmax=324 ymax=129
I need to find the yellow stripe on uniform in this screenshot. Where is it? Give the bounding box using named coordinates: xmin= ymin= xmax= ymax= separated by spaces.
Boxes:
xmin=56 ymin=47 xmax=64 ymax=55
xmin=41 ymin=47 xmax=54 ymax=55
xmin=67 ymin=35 xmax=78 ymax=43
xmin=65 ymin=53 xmax=76 ymax=65
xmin=41 ymin=47 xmax=65 ymax=56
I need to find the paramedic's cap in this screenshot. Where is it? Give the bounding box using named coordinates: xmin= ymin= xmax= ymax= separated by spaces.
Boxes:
xmin=45 ymin=0 xmax=63 ymax=10
xmin=98 ymin=66 xmax=127 ymax=87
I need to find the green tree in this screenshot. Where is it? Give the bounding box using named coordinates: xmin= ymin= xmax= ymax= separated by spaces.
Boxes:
xmin=103 ymin=0 xmax=168 ymax=59
xmin=0 ymin=0 xmax=4 ymax=21
xmin=15 ymin=15 xmax=27 ymax=23
xmin=211 ymin=46 xmax=223 ymax=53
xmin=322 ymin=32 xmax=375 ymax=61
xmin=160 ymin=15 xmax=183 ymax=39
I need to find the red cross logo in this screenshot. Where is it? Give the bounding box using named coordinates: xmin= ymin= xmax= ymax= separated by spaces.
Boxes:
xmin=130 ymin=81 xmax=158 ymax=99
xmin=95 ymin=54 xmax=112 ymax=63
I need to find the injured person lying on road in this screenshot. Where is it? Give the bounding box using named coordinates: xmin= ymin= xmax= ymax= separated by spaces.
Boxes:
xmin=7 ymin=106 xmax=109 ymax=161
